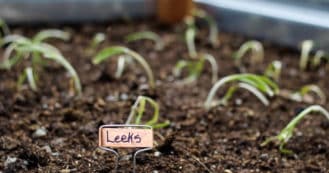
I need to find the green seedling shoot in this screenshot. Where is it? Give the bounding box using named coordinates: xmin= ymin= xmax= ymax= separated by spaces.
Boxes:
xmin=125 ymin=96 xmax=170 ymax=129
xmin=1 ymin=29 xmax=70 ymax=69
xmin=0 ymin=30 xmax=81 ymax=95
xmin=204 ymin=74 xmax=279 ymax=110
xmin=17 ymin=67 xmax=37 ymax=91
xmin=264 ymin=60 xmax=282 ymax=82
xmin=92 ymin=46 xmax=155 ymax=89
xmin=261 ymin=105 xmax=329 ymax=154
xmin=299 ymin=40 xmax=313 ymax=70
xmin=193 ymin=9 xmax=219 ymax=47
xmin=311 ymin=50 xmax=328 ymax=68
xmin=290 ymin=84 xmax=326 ymax=104
xmin=125 ymin=31 xmax=164 ymax=51
xmin=233 ymin=40 xmax=264 ymax=66
xmin=0 ymin=18 xmax=10 ymax=36
xmin=173 ymin=53 xmax=218 ymax=84
xmin=86 ymin=32 xmax=106 ymax=55
xmin=185 ymin=16 xmax=197 ymax=58
xmin=299 ymin=40 xmax=328 ymax=70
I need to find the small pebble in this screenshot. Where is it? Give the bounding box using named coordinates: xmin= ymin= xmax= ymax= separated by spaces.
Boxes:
xmin=224 ymin=169 xmax=233 ymax=173
xmin=4 ymin=156 xmax=17 ymax=167
xmin=120 ymin=93 xmax=129 ymax=101
xmin=33 ymin=127 xmax=47 ymax=137
xmin=120 ymin=154 xmax=132 ymax=161
xmin=235 ymin=98 xmax=242 ymax=105
xmin=106 ymin=95 xmax=117 ymax=102
xmin=260 ymin=153 xmax=269 ymax=160
xmin=154 ymin=151 xmax=161 ymax=157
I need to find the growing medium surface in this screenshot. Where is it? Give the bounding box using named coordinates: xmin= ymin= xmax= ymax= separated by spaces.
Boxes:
xmin=0 ymin=21 xmax=328 ymax=172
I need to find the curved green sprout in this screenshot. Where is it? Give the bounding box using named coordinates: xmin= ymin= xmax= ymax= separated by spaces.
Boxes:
xmin=0 ymin=31 xmax=81 ymax=95
xmin=290 ymin=84 xmax=326 ymax=104
xmin=193 ymin=9 xmax=219 ymax=47
xmin=264 ymin=60 xmax=282 ymax=82
xmin=125 ymin=96 xmax=170 ymax=129
xmin=1 ymin=29 xmax=71 ymax=69
xmin=233 ymin=40 xmax=264 ymax=66
xmin=204 ymin=74 xmax=279 ymax=110
xmin=173 ymin=53 xmax=218 ymax=84
xmin=220 ymin=82 xmax=269 ymax=106
xmin=92 ymin=46 xmax=155 ymax=89
xmin=86 ymin=32 xmax=106 ymax=55
xmin=0 ymin=18 xmax=10 ymax=36
xmin=299 ymin=40 xmax=313 ymax=70
xmin=125 ymin=31 xmax=164 ymax=51
xmin=33 ymin=29 xmax=70 ymax=43
xmin=261 ymin=105 xmax=329 ymax=154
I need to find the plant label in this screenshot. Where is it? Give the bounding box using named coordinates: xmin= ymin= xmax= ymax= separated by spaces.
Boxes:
xmin=98 ymin=125 xmax=153 ymax=148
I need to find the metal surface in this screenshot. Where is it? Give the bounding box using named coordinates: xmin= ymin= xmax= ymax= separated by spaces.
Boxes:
xmin=0 ymin=0 xmax=155 ymax=23
xmin=196 ymin=0 xmax=329 ymax=51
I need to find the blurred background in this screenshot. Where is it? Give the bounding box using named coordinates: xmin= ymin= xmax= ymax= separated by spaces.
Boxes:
xmin=1 ymin=0 xmax=329 ymax=50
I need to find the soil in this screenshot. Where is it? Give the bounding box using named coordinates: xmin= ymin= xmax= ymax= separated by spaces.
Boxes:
xmin=0 ymin=20 xmax=328 ymax=173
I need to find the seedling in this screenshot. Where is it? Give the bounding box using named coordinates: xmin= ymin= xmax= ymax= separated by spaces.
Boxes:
xmin=193 ymin=9 xmax=219 ymax=47
xmin=264 ymin=60 xmax=282 ymax=82
xmin=33 ymin=29 xmax=70 ymax=43
xmin=299 ymin=40 xmax=329 ymax=70
xmin=220 ymin=82 xmax=270 ymax=106
xmin=233 ymin=40 xmax=264 ymax=66
xmin=125 ymin=31 xmax=164 ymax=51
xmin=0 ymin=18 xmax=10 ymax=36
xmin=86 ymin=32 xmax=106 ymax=55
xmin=311 ymin=50 xmax=328 ymax=68
xmin=17 ymin=67 xmax=37 ymax=91
xmin=261 ymin=105 xmax=329 ymax=154
xmin=0 ymin=31 xmax=81 ymax=95
xmin=1 ymin=29 xmax=70 ymax=69
xmin=173 ymin=53 xmax=218 ymax=84
xmin=92 ymin=46 xmax=155 ymax=89
xmin=290 ymin=84 xmax=326 ymax=104
xmin=185 ymin=17 xmax=197 ymax=58
xmin=299 ymin=40 xmax=313 ymax=70
xmin=204 ymin=74 xmax=279 ymax=110
xmin=125 ymin=96 xmax=170 ymax=129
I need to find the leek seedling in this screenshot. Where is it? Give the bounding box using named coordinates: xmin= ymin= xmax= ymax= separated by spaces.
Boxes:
xmin=261 ymin=105 xmax=329 ymax=154
xmin=193 ymin=9 xmax=219 ymax=47
xmin=233 ymin=40 xmax=264 ymax=66
xmin=185 ymin=17 xmax=198 ymax=58
xmin=0 ymin=18 xmax=10 ymax=36
xmin=311 ymin=50 xmax=328 ymax=68
xmin=125 ymin=96 xmax=170 ymax=129
xmin=299 ymin=40 xmax=313 ymax=70
xmin=264 ymin=60 xmax=282 ymax=82
xmin=17 ymin=67 xmax=37 ymax=91
xmin=32 ymin=29 xmax=70 ymax=43
xmin=204 ymin=74 xmax=279 ymax=110
xmin=299 ymin=40 xmax=328 ymax=70
xmin=173 ymin=53 xmax=218 ymax=84
xmin=290 ymin=84 xmax=326 ymax=104
xmin=0 ymin=33 xmax=81 ymax=95
xmin=125 ymin=31 xmax=164 ymax=51
xmin=1 ymin=29 xmax=70 ymax=69
xmin=92 ymin=46 xmax=155 ymax=89
xmin=86 ymin=32 xmax=106 ymax=55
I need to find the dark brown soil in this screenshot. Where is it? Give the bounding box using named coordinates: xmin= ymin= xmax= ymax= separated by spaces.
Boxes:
xmin=0 ymin=21 xmax=328 ymax=173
